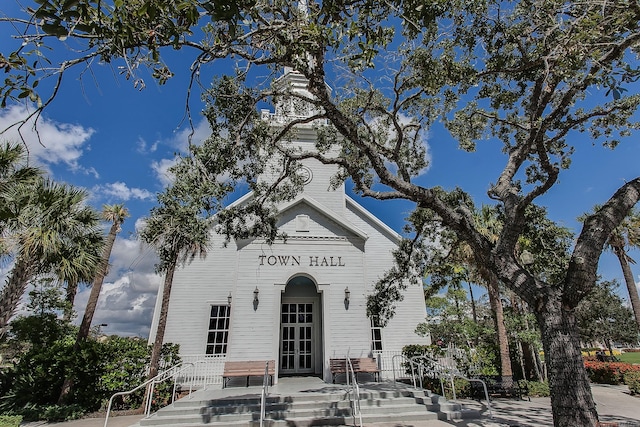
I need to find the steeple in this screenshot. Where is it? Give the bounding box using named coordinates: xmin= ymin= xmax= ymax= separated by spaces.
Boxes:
xmin=259 ymin=73 xmax=343 ymax=214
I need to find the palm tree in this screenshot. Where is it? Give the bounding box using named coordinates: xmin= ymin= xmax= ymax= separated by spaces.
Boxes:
xmin=605 ymin=208 xmax=640 ymax=329
xmin=58 ymin=204 xmax=129 ymax=404
xmin=0 ymin=143 xmax=42 ymax=251
xmin=76 ymin=204 xmax=129 ymax=341
xmin=140 ymin=188 xmax=209 ymax=379
xmin=470 ymin=205 xmax=513 ymax=378
xmin=0 ymin=178 xmax=99 ymax=337
xmin=51 ymin=216 xmax=104 ymax=322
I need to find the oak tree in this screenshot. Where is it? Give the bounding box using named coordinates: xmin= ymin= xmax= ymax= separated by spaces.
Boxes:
xmin=3 ymin=1 xmax=640 ymax=425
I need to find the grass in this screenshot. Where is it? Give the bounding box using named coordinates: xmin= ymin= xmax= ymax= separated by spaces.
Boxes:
xmin=619 ymin=352 xmax=640 ymax=364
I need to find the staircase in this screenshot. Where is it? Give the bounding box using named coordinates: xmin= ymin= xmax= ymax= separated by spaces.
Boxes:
xmin=130 ymin=380 xmax=478 ymax=426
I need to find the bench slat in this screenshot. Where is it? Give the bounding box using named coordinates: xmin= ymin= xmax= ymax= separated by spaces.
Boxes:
xmin=222 ymin=360 xmax=275 ymax=388
xmin=329 ymin=358 xmax=379 ymax=383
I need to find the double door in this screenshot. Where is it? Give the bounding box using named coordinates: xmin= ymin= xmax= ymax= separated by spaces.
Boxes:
xmin=280 ymin=301 xmax=315 ymax=374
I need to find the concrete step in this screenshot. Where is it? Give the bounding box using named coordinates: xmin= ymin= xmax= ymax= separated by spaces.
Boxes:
xmin=136 ymin=384 xmax=478 ymax=427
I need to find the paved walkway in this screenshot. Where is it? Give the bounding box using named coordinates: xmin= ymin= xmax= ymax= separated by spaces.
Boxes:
xmin=22 ymin=383 xmax=640 ymax=427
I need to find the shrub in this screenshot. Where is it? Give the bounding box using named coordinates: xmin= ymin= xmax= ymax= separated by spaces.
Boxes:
xmin=624 ymin=371 xmax=640 ymax=395
xmin=581 ymin=348 xmax=601 ymax=357
xmin=523 ymin=380 xmax=550 ymax=397
xmin=583 ymin=361 xmax=640 ymax=385
xmin=401 ymin=344 xmax=443 ymax=375
xmin=0 ymin=415 xmax=22 ymax=427
xmin=1 ymin=332 xmax=180 ymax=420
xmin=421 ymin=376 xmax=471 ymax=399
xmin=42 ymin=405 xmax=86 ymax=422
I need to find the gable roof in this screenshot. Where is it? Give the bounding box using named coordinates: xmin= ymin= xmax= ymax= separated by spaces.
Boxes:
xmin=345 ymin=196 xmax=402 ymax=245
xmin=221 ymin=191 xmax=402 ymax=245
xmin=278 ymin=194 xmax=369 ymax=241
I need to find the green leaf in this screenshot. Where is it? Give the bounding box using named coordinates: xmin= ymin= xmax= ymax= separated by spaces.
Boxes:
xmin=41 ymin=23 xmax=68 ymax=37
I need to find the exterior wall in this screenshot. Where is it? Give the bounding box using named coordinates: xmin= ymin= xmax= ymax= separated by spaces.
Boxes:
xmin=298 ymin=158 xmax=344 ymax=215
xmin=156 ymin=198 xmax=428 ymax=382
xmin=345 ymin=199 xmax=429 ymax=353
xmin=159 ymin=234 xmax=239 ymax=355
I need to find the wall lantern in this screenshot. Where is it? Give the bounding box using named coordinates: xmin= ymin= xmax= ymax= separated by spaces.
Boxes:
xmin=344 ymin=287 xmax=350 ymax=310
xmin=253 ymin=287 xmax=260 ymax=311
xmin=227 ymin=292 xmax=233 ymax=306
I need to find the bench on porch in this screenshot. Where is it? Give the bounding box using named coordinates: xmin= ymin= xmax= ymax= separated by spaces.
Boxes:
xmin=222 ymin=360 xmax=275 ymax=388
xmin=330 ymin=358 xmax=380 ymax=383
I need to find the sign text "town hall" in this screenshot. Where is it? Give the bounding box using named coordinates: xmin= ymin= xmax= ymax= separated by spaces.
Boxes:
xmin=258 ymin=255 xmax=346 ymax=267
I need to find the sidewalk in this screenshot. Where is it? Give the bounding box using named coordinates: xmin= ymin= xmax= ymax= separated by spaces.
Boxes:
xmin=21 ymin=384 xmax=640 ymax=427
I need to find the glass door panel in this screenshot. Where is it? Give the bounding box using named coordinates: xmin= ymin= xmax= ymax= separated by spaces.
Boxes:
xmin=280 ymin=302 xmax=314 ymax=374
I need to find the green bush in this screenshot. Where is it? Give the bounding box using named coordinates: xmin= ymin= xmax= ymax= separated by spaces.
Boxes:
xmin=401 ymin=344 xmax=443 ymax=375
xmin=2 ymin=339 xmax=104 ymax=412
xmin=420 ymin=376 xmax=471 ymax=399
xmin=1 ymin=312 xmax=182 ymax=421
xmin=447 ymin=378 xmax=471 ymax=399
xmin=522 ymin=380 xmax=550 ymax=397
xmin=0 ymin=415 xmax=22 ymax=427
xmin=43 ymin=405 xmax=86 ymax=422
xmin=624 ymin=371 xmax=640 ymax=395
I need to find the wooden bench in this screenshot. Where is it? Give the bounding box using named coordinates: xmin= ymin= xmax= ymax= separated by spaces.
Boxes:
xmin=330 ymin=358 xmax=380 ymax=383
xmin=222 ymin=360 xmax=275 ymax=388
xmin=469 ymin=375 xmax=529 ymax=401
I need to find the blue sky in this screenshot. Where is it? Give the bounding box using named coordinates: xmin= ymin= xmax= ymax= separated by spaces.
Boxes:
xmin=1 ymin=4 xmax=639 ymax=338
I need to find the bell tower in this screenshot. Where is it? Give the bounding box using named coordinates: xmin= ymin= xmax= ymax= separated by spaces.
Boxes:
xmin=260 ymin=69 xmax=345 ymax=215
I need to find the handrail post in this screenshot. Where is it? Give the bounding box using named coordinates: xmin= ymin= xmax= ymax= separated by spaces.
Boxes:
xmin=259 ymin=360 xmax=270 ymax=427
xmin=345 ymin=356 xmax=362 ymax=427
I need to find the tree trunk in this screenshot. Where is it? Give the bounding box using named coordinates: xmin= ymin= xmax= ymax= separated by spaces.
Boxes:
xmin=486 ymin=277 xmax=513 ymax=377
xmin=613 ymin=245 xmax=640 ymax=330
xmin=0 ymin=255 xmax=36 ymax=338
xmin=59 ymin=221 xmax=119 ymax=404
xmin=148 ymin=257 xmax=177 ymax=380
xmin=516 ymin=339 xmax=526 ymax=379
xmin=76 ymin=222 xmax=119 ymax=342
xmin=529 ymin=343 xmax=543 ymax=381
xmin=537 ymin=300 xmax=598 ymax=427
xmin=63 ymin=279 xmax=79 ymax=322
xmin=468 ymin=282 xmax=477 ymax=324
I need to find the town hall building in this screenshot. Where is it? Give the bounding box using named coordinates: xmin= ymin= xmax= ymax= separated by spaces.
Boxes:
xmin=148 ymin=69 xmax=429 ymax=384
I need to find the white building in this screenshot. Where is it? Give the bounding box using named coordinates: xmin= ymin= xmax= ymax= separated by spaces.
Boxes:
xmin=148 ymin=70 xmax=428 ymax=383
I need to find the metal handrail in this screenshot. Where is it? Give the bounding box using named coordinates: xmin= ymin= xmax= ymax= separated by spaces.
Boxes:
xmin=259 ymin=361 xmax=271 ymax=427
xmin=411 ymin=355 xmax=446 ymax=396
xmin=392 ymin=354 xmax=416 ymax=388
xmin=104 ymin=362 xmax=195 ymax=427
xmin=409 ymin=355 xmax=492 ymax=418
xmin=192 ymin=359 xmax=215 ymax=391
xmin=345 ymin=357 xmax=363 ymax=427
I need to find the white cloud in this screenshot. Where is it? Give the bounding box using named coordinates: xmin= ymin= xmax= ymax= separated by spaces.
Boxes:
xmin=73 ymin=235 xmax=161 ymax=338
xmin=167 ymin=118 xmax=212 ymax=152
xmin=136 ymin=136 xmax=158 ymax=154
xmin=0 ymin=105 xmax=95 ymax=174
xmin=151 ymin=158 xmax=178 ymax=187
xmin=92 ymin=181 xmax=154 ymax=202
xmin=148 ymin=118 xmax=212 ymax=188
